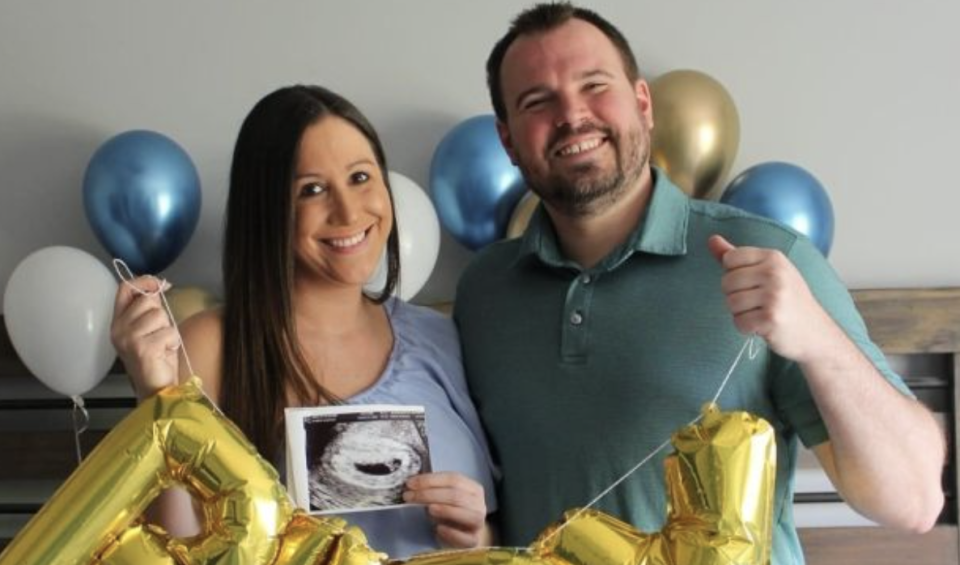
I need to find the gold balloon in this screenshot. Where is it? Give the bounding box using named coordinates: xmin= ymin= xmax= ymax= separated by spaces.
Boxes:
xmin=403 ymin=405 xmax=775 ymax=565
xmin=506 ymin=191 xmax=540 ymax=239
xmin=166 ymin=285 xmax=220 ymax=324
xmin=531 ymin=405 xmax=774 ymax=565
xmin=0 ymin=381 xmax=774 ymax=565
xmin=650 ymin=70 xmax=740 ymax=200
xmin=0 ymin=378 xmax=382 ymax=565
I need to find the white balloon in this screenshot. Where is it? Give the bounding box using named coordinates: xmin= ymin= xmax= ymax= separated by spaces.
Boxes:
xmin=366 ymin=172 xmax=441 ymax=301
xmin=3 ymin=246 xmax=117 ymax=397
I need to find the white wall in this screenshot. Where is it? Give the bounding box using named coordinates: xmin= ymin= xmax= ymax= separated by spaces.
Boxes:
xmin=1 ymin=0 xmax=957 ymax=308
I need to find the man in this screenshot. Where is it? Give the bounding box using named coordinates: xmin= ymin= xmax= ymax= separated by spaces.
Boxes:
xmin=454 ymin=3 xmax=944 ymax=563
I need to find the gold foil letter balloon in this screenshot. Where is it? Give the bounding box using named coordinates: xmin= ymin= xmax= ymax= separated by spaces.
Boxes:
xmin=0 ymin=382 xmax=774 ymax=565
xmin=650 ymin=70 xmax=741 ymax=200
xmin=526 ymin=405 xmax=775 ymax=565
xmin=0 ymin=378 xmax=383 ymax=565
xmin=401 ymin=405 xmax=775 ymax=565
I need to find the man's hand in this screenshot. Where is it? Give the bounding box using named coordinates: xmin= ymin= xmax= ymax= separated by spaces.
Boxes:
xmin=404 ymin=472 xmax=489 ymax=548
xmin=708 ymin=234 xmax=832 ymax=363
xmin=109 ymin=276 xmax=180 ymax=399
xmin=710 ymin=234 xmax=944 ymax=531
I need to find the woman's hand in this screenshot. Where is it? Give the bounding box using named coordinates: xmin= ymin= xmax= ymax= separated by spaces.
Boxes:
xmin=404 ymin=472 xmax=490 ymax=548
xmin=110 ymin=277 xmax=180 ymax=399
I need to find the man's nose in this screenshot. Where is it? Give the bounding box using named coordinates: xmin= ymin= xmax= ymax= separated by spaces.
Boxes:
xmin=555 ymin=93 xmax=589 ymax=130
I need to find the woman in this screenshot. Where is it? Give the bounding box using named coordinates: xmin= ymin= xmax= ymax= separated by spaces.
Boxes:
xmin=111 ymin=85 xmax=496 ymax=557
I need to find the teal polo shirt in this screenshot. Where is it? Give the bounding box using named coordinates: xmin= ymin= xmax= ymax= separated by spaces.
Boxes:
xmin=454 ymin=170 xmax=907 ymax=565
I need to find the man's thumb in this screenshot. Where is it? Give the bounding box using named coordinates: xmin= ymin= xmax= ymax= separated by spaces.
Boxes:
xmin=708 ymin=235 xmax=736 ymax=263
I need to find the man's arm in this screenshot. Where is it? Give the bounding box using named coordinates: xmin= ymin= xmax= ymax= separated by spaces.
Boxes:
xmin=802 ymin=319 xmax=944 ymax=531
xmin=709 ymin=235 xmax=944 ymax=532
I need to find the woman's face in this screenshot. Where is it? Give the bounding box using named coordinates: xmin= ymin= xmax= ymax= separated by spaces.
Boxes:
xmin=290 ymin=116 xmax=393 ymax=290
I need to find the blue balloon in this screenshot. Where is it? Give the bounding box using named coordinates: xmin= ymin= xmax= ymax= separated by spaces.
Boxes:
xmin=429 ymin=115 xmax=526 ymax=250
xmin=83 ymin=130 xmax=201 ymax=273
xmin=720 ymin=162 xmax=835 ymax=256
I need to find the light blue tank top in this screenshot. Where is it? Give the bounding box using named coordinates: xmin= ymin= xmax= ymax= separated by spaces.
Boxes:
xmin=289 ymin=299 xmax=498 ymax=559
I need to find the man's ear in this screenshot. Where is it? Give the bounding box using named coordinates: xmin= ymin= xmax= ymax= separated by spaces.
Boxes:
xmin=635 ymin=79 xmax=654 ymax=130
xmin=496 ymin=119 xmax=519 ymax=166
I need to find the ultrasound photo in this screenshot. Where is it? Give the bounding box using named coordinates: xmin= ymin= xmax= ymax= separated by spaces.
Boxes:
xmin=285 ymin=405 xmax=430 ymax=514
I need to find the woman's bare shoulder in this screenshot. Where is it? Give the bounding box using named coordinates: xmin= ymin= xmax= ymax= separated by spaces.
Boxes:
xmin=178 ymin=307 xmax=224 ymax=401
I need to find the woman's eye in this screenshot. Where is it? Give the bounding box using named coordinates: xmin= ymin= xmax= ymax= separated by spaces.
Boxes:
xmin=351 ymin=171 xmax=371 ymax=184
xmin=300 ymin=182 xmax=325 ymax=197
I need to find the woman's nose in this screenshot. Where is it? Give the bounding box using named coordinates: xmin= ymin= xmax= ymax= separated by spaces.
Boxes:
xmin=329 ymin=189 xmax=360 ymax=225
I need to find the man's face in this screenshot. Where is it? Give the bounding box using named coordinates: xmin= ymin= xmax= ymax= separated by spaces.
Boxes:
xmin=497 ymin=19 xmax=653 ymax=218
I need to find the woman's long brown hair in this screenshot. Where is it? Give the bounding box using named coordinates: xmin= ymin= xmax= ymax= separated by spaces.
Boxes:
xmin=220 ymin=85 xmax=400 ymax=459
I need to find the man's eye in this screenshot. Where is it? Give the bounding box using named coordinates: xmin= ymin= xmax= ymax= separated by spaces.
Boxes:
xmin=351 ymin=171 xmax=370 ymax=184
xmin=587 ymin=82 xmax=608 ymax=92
xmin=522 ymin=99 xmax=545 ymax=111
xmin=300 ymin=182 xmax=325 ymax=197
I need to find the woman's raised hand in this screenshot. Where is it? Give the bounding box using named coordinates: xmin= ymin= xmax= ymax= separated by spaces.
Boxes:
xmin=110 ymin=276 xmax=180 ymax=399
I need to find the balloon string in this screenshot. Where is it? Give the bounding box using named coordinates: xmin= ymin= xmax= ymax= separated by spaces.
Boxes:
xmin=111 ymin=259 xmax=198 ymax=385
xmin=539 ymin=335 xmax=762 ymax=545
xmin=71 ymin=395 xmax=89 ymax=464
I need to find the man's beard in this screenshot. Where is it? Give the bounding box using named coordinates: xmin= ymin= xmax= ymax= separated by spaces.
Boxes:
xmin=520 ymin=120 xmax=649 ymax=218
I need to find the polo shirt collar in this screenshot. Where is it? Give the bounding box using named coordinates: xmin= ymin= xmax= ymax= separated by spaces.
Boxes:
xmin=515 ymin=167 xmax=689 ymax=270
xmin=516 ymin=206 xmax=575 ymax=269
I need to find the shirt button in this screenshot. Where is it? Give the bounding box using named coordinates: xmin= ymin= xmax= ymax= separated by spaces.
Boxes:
xmin=570 ymin=311 xmax=584 ymax=326
xmin=582 ymin=274 xmax=592 ymax=284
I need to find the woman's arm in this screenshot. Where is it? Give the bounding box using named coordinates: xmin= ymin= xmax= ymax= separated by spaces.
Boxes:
xmin=110 ymin=279 xmax=225 ymax=535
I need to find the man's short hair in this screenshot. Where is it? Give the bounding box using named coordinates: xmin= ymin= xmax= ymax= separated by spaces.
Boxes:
xmin=486 ymin=2 xmax=642 ymax=122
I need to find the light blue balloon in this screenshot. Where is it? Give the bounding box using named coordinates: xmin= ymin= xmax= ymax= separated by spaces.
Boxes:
xmin=429 ymin=115 xmax=526 ymax=250
xmin=83 ymin=130 xmax=201 ymax=273
xmin=720 ymin=161 xmax=835 ymax=256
